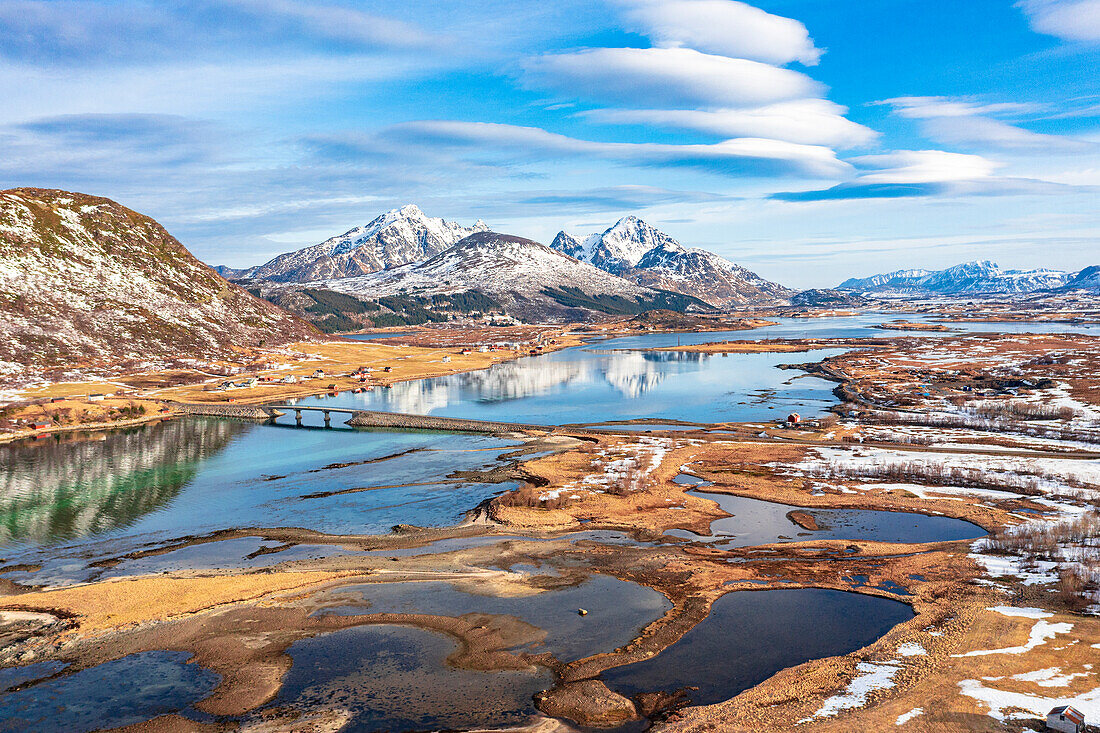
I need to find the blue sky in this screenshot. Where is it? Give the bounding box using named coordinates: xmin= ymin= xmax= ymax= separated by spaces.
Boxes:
xmin=1 ymin=0 xmax=1098 ymax=287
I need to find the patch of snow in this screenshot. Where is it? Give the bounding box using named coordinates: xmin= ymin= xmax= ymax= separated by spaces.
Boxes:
xmin=895 ymin=708 xmax=923 ymax=725
xmin=801 ymin=662 xmax=901 ymax=721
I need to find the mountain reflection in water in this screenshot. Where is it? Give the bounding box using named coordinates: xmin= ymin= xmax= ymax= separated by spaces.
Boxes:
xmin=0 ymin=419 xmax=243 ymax=547
xmin=305 ymin=345 xmax=838 ymax=425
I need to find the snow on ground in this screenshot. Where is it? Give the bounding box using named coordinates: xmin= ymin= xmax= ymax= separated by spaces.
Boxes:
xmin=800 ymin=662 xmax=901 ymax=722
xmin=895 ymin=707 xmax=923 ymax=725
xmin=959 ymin=679 xmax=1100 ymax=723
xmin=953 ymin=607 xmax=1073 ymax=657
xmin=896 ymin=642 xmax=927 ymax=657
xmin=788 ymin=446 xmax=1100 ymax=494
xmin=970 ymin=553 xmax=1061 ymax=586
xmin=540 ymin=437 xmax=683 ymax=501
xmin=1008 ymin=667 xmax=1092 ymax=687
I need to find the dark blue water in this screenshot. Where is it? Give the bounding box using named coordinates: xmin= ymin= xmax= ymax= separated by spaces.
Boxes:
xmin=667 ymin=490 xmax=986 ymax=545
xmin=0 ymin=652 xmax=218 ymax=733
xmin=601 ymin=589 xmax=914 ymax=707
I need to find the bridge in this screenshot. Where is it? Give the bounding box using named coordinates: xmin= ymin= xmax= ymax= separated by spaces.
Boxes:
xmin=174 ymin=402 xmax=551 ymax=434
xmin=263 ymin=404 xmax=359 ymax=427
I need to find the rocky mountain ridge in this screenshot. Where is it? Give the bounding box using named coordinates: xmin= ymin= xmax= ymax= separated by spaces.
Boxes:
xmin=0 ymin=188 xmax=317 ymax=382
xmin=550 ymin=216 xmax=792 ymax=307
xmin=219 ymin=204 xmax=488 ymax=282
xmin=297 ymin=231 xmax=711 ymax=322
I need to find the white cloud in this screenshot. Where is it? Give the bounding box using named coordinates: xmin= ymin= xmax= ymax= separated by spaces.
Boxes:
xmin=585 ymin=99 xmax=877 ymax=148
xmin=1018 ymin=0 xmax=1100 ymax=41
xmin=383 ymin=120 xmax=851 ymax=178
xmin=881 ymin=96 xmax=1092 ymax=152
xmin=615 ymin=0 xmax=822 ymax=66
xmin=521 ymin=47 xmax=822 ymax=109
xmin=852 ymin=150 xmax=1001 ymax=184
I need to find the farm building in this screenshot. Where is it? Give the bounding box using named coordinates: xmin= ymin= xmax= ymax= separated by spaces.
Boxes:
xmin=31 ymin=420 xmax=52 ymax=430
xmin=1047 ymin=705 xmax=1085 ymax=733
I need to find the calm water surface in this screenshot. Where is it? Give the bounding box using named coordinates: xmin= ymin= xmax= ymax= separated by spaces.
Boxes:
xmin=268 ymin=624 xmax=553 ymax=732
xmin=668 ymin=489 xmax=986 ymax=546
xmin=601 ymin=589 xmax=914 ymax=708
xmin=0 ymin=652 xmax=218 ymax=733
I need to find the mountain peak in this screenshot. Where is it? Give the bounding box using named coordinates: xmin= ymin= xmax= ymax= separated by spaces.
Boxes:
xmin=547 ymin=215 xmax=790 ymax=306
xmin=237 ymin=205 xmax=491 ymax=282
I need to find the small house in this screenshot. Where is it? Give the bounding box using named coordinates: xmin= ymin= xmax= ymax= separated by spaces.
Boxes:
xmin=441 ymin=355 xmax=452 ymax=363
xmin=312 ymin=369 xmax=325 ymax=378
xmin=87 ymin=393 xmax=105 ymax=402
xmin=1047 ymin=706 xmax=1085 ymax=733
xmin=49 ymin=396 xmax=65 ymax=403
xmin=786 ymin=412 xmax=801 ymax=425
xmin=383 ymin=366 xmax=393 ymax=373
xmin=31 ymin=420 xmax=52 ymax=430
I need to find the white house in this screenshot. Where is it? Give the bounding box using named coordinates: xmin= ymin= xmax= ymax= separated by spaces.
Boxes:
xmin=1047 ymin=705 xmax=1085 ymax=733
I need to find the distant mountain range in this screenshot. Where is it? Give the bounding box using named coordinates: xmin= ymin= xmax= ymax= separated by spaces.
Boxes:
xmin=839 ymin=260 xmax=1099 ymax=295
xmin=221 ymin=206 xmax=792 ymax=314
xmin=0 ymin=188 xmax=317 ymax=379
xmin=273 ymin=231 xmax=711 ymax=323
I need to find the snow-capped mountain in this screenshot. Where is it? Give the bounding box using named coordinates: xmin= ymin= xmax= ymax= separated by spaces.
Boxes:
xmin=839 ymin=261 xmax=1073 ymax=295
xmin=551 ymin=216 xmax=683 ymax=274
xmin=550 ymin=216 xmax=791 ymax=307
xmin=222 ymin=205 xmax=489 ymax=282
xmin=0 ymin=188 xmax=317 ymax=380
xmin=306 ymin=231 xmax=709 ymax=321
xmin=1059 ymin=265 xmax=1100 ymax=293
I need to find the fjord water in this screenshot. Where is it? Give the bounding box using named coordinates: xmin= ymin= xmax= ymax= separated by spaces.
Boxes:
xmin=0 ymin=418 xmax=517 ymax=576
xmin=303 ymin=314 xmax=1097 ymax=425
xmin=299 ymin=346 xmax=846 ymax=424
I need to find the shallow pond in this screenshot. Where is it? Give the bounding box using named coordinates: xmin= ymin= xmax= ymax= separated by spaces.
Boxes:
xmin=317 ymin=574 xmax=672 ymax=662
xmin=0 ymin=651 xmax=218 ymax=733
xmin=267 ymin=624 xmax=553 ymax=732
xmin=601 ymin=588 xmax=914 ymax=708
xmin=667 ymin=489 xmax=986 ymax=546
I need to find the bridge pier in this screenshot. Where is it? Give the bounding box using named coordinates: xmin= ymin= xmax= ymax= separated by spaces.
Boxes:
xmin=294 ymin=408 xmax=303 ymax=425
xmin=323 ymin=410 xmax=331 ymax=427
